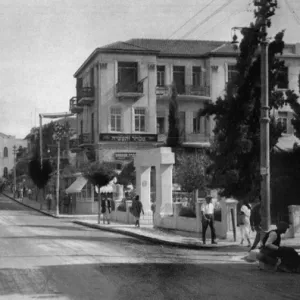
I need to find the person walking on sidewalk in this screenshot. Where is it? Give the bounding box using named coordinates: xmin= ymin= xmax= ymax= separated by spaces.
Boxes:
xmin=201 ymin=196 xmax=217 ymax=244
xmin=131 ymin=195 xmax=144 ymax=228
xmin=46 ymin=191 xmax=53 ymax=211
xmin=239 ymin=200 xmax=252 ymax=247
xmin=101 ymin=196 xmax=111 ymax=224
xmin=250 ymin=197 xmax=262 ymax=251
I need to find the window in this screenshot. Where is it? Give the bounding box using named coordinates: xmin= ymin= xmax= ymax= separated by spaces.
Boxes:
xmin=3 ymin=147 xmax=8 ymax=158
xmin=118 ymin=62 xmax=138 ymax=92
xmin=134 ymin=108 xmax=146 ymax=132
xmin=277 ymin=112 xmax=288 ymax=134
xmin=3 ymin=167 xmax=8 ymax=178
xmin=277 ymin=66 xmax=288 ymax=89
xmin=90 ymin=67 xmax=94 ymax=87
xmin=193 ymin=113 xmax=201 ymax=133
xmin=110 ymin=107 xmax=122 ymax=132
xmin=227 ymin=64 xmax=238 ymax=83
xmin=80 ymin=120 xmax=83 ymax=135
xmin=157 ymin=117 xmax=165 ymax=134
xmin=157 ymin=66 xmax=165 ymax=86
xmin=192 ymin=67 xmax=202 ymax=86
xmin=173 ymin=66 xmax=185 ymax=94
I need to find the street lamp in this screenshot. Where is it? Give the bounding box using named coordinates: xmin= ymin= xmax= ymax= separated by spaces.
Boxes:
xmin=230 ymin=0 xmax=276 ymax=232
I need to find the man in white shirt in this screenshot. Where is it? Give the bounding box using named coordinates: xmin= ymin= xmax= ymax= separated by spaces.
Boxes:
xmin=201 ymin=196 xmax=217 ymax=244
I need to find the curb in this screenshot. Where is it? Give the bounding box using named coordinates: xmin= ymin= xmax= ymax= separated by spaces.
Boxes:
xmin=1 ymin=192 xmax=59 ymax=219
xmin=73 ymin=220 xmax=234 ymax=250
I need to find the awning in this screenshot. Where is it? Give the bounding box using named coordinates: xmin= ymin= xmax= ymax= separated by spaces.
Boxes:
xmin=66 ymin=176 xmax=87 ymax=194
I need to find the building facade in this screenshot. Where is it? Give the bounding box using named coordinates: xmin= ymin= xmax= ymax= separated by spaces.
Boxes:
xmin=0 ymin=133 xmax=28 ymax=178
xmin=69 ymin=39 xmax=300 ymax=166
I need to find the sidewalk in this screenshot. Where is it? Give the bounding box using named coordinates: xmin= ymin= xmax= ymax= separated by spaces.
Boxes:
xmin=2 ymin=191 xmax=300 ymax=250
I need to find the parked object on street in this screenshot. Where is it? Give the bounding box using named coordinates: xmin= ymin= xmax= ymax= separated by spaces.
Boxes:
xmin=239 ymin=201 xmax=251 ymax=247
xmin=201 ymin=195 xmax=217 ymax=244
xmin=131 ymin=195 xmax=144 ymax=227
xmin=257 ymin=222 xmax=300 ymax=273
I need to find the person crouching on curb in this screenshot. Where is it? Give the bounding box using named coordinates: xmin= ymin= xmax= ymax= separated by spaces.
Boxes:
xmin=201 ymin=196 xmax=217 ymax=245
xmin=101 ymin=197 xmax=111 ymax=224
xmin=131 ymin=195 xmax=144 ymax=227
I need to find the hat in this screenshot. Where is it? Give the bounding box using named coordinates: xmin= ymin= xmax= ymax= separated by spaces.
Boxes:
xmin=277 ymin=221 xmax=289 ymax=230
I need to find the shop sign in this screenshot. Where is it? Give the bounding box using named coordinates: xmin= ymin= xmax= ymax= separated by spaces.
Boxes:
xmin=99 ymin=133 xmax=157 ymax=142
xmin=114 ymin=152 xmax=136 ymax=160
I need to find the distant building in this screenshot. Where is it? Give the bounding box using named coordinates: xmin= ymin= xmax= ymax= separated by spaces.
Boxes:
xmin=0 ymin=132 xmax=28 ymax=178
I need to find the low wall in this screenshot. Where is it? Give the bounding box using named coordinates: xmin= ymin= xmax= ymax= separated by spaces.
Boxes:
xmin=154 ymin=198 xmax=238 ymax=239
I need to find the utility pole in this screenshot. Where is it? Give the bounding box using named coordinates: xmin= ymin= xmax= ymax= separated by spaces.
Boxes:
xmin=12 ymin=145 xmax=17 ymax=197
xmin=256 ymin=0 xmax=271 ymax=232
xmin=56 ymin=141 xmax=60 ymax=216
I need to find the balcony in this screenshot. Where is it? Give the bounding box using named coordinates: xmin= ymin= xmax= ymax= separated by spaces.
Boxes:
xmin=116 ymin=80 xmax=144 ymax=100
xmin=79 ymin=133 xmax=94 ymax=146
xmin=156 ymin=84 xmax=211 ymax=100
xmin=69 ymin=97 xmax=83 ymax=114
xmin=77 ymin=87 xmax=95 ymax=106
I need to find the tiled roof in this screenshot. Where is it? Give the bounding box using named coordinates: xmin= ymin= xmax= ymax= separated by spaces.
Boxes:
xmin=100 ymin=41 xmax=155 ymax=52
xmin=109 ymin=38 xmax=231 ymax=56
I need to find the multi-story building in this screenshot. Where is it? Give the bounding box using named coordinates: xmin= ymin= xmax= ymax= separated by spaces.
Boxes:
xmin=0 ymin=133 xmax=28 ymax=178
xmin=69 ymin=39 xmax=300 ymax=166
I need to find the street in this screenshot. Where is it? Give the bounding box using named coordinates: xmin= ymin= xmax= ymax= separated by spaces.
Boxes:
xmin=0 ymin=194 xmax=299 ymax=300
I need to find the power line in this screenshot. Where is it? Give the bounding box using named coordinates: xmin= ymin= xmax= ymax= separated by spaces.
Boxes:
xmin=167 ymin=0 xmax=218 ymax=39
xmin=181 ymin=0 xmax=236 ymax=39
xmin=285 ymin=0 xmax=300 ymax=25
xmin=199 ymin=10 xmax=245 ymax=37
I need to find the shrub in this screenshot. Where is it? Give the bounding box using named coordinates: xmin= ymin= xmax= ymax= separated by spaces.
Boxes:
xmin=179 ymin=206 xmax=196 ymax=218
xmin=117 ymin=201 xmax=126 ymax=212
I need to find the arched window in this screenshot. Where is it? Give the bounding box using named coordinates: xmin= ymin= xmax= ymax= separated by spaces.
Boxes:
xmin=3 ymin=167 xmax=8 ymax=178
xmin=3 ymin=147 xmax=8 ymax=157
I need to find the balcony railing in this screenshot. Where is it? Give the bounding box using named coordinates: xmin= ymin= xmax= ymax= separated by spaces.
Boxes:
xmin=156 ymin=84 xmax=211 ymax=98
xmin=77 ymin=87 xmax=95 ymax=106
xmin=69 ymin=97 xmax=83 ymax=114
xmin=116 ymin=80 xmax=144 ymax=100
xmin=79 ymin=133 xmax=94 ymax=145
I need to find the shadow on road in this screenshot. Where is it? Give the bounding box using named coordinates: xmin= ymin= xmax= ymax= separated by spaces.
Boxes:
xmin=0 ymin=262 xmax=299 ymax=300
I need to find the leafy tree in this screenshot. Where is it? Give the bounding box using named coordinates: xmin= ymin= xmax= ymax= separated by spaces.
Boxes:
xmin=166 ymin=85 xmax=180 ymax=148
xmin=28 ymin=153 xmax=52 ymax=208
xmin=174 ymin=151 xmax=211 ymax=194
xmin=200 ymin=2 xmax=297 ymax=200
xmin=82 ymin=161 xmax=116 ymax=223
xmin=117 ymin=161 xmax=136 ymax=187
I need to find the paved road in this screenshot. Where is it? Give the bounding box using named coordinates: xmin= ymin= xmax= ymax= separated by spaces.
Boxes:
xmin=0 ymin=194 xmax=299 ymax=300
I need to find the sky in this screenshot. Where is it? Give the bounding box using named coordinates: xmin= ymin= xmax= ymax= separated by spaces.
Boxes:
xmin=1 ymin=0 xmax=300 ymax=139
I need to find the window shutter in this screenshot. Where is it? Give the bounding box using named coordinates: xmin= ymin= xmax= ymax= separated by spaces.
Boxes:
xmin=224 ymin=63 xmax=228 ymax=83
xmin=145 ymin=108 xmax=149 ymax=133
xmin=108 ymin=106 xmax=111 ymax=132
xmin=121 ymin=107 xmax=124 ymax=132
xmin=132 ymin=107 xmax=135 ymax=133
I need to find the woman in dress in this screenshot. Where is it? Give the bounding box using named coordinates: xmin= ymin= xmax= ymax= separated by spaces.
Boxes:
xmin=239 ymin=201 xmax=252 ymax=247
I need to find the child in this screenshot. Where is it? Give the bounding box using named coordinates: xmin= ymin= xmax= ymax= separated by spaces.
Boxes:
xmin=131 ymin=195 xmax=144 ymax=227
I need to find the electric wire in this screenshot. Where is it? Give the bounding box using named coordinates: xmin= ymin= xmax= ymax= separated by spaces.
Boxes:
xmin=181 ymin=0 xmax=237 ymax=39
xmin=167 ymin=0 xmax=219 ymax=39
xmin=285 ymin=0 xmax=300 ymax=25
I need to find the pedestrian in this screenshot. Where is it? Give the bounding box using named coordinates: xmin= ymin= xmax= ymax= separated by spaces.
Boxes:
xmin=23 ymin=186 xmax=26 ymax=198
xmin=101 ymin=196 xmax=111 ymax=224
xmin=46 ymin=191 xmax=53 ymax=211
xmin=18 ymin=185 xmax=23 ymax=201
xmin=239 ymin=200 xmax=251 ymax=247
xmin=250 ymin=196 xmax=262 ymax=251
xmin=131 ymin=195 xmax=144 ymax=227
xmin=63 ymin=192 xmax=70 ymax=214
xmin=201 ymin=195 xmax=217 ymax=244
xmin=27 ymin=188 xmax=32 ymax=200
